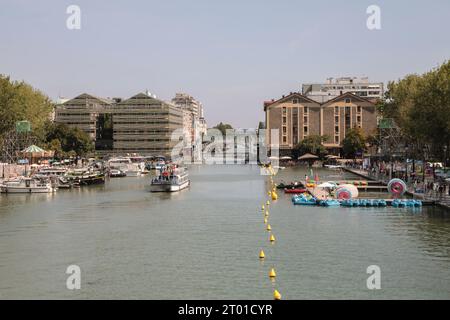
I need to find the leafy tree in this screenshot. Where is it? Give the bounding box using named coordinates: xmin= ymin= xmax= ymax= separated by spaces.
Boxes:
xmin=45 ymin=123 xmax=93 ymax=156
xmin=342 ymin=128 xmax=366 ymax=159
xmin=382 ymin=60 xmax=450 ymax=164
xmin=258 ymin=121 xmax=265 ymax=130
xmin=293 ymin=135 xmax=329 ymax=159
xmin=213 ymin=122 xmax=234 ymax=136
xmin=0 ymin=75 xmax=54 ymax=136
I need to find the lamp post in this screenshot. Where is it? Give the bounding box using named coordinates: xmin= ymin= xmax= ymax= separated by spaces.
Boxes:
xmin=422 ymin=146 xmax=427 ymax=183
xmin=405 ymin=145 xmax=409 ymax=183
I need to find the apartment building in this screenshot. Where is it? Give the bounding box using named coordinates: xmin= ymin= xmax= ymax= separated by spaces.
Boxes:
xmin=264 ymin=92 xmax=378 ymax=156
xmin=302 ymin=77 xmax=384 ymax=103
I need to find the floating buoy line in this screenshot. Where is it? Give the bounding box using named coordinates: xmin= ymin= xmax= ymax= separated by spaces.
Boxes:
xmin=258 ymin=164 xmax=282 ymax=300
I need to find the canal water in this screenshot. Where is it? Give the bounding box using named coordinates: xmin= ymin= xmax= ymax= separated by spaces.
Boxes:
xmin=0 ymin=165 xmax=449 ymax=299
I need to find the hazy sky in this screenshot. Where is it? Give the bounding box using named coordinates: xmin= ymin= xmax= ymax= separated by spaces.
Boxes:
xmin=1 ymin=0 xmax=449 ymax=127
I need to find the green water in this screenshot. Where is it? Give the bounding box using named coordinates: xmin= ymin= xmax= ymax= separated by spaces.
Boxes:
xmin=0 ymin=165 xmax=449 ymax=299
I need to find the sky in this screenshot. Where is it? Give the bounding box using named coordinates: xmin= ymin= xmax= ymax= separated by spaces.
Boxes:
xmin=1 ymin=0 xmax=449 ymax=128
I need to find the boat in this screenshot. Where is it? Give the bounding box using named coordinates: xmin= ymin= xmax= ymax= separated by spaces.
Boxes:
xmin=34 ymin=167 xmax=68 ymax=178
xmin=66 ymin=168 xmax=105 ymax=185
xmin=0 ymin=177 xmax=56 ymax=193
xmin=284 ymin=188 xmax=307 ymax=194
xmin=150 ymin=165 xmax=190 ymax=192
xmin=324 ymin=165 xmax=342 ymax=169
xmin=292 ymin=194 xmax=317 ymax=205
xmin=276 ymin=182 xmax=303 ymax=189
xmin=109 ymin=169 xmax=126 ymax=178
xmin=318 ymin=199 xmax=341 ymax=207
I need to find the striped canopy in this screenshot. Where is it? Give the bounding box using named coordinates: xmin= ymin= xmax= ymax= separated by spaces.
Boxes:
xmin=22 ymin=145 xmax=46 ymax=153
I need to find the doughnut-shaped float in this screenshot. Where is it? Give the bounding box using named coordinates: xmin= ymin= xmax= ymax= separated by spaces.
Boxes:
xmin=335 ymin=184 xmax=359 ymax=199
xmin=387 ymin=178 xmax=407 ymax=196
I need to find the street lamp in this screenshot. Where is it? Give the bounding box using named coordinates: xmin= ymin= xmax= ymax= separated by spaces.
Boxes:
xmin=405 ymin=145 xmax=409 ymax=182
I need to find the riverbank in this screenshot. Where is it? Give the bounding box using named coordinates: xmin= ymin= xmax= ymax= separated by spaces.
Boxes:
xmin=342 ymin=167 xmax=450 ymax=211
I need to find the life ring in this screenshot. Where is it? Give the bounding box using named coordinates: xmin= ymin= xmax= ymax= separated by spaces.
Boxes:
xmin=387 ymin=178 xmax=406 ymax=196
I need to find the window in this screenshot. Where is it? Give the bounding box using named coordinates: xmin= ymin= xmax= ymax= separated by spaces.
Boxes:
xmin=357 ymin=116 xmax=361 ymax=123
xmin=335 ymin=126 xmax=339 ymax=134
xmin=282 ymin=116 xmax=287 ymax=124
xmin=335 ymin=135 xmax=339 ymax=143
xmin=357 ymin=106 xmax=361 ymax=113
xmin=283 ymin=136 xmax=287 ymax=143
xmin=335 ymin=116 xmax=339 ymax=124
xmin=282 ymin=127 xmax=287 ymax=134
xmin=304 ymin=126 xmax=308 ymax=134
xmin=293 ymin=99 xmax=298 ymax=104
xmin=334 ymin=106 xmax=339 ymax=114
xmin=304 ymin=116 xmax=308 ymax=123
xmin=304 ymin=106 xmax=308 ymax=114
xmin=345 ymin=98 xmax=351 ymax=103
xmin=345 ymin=107 xmax=351 ymax=130
xmin=282 ymin=107 xmax=287 ymax=115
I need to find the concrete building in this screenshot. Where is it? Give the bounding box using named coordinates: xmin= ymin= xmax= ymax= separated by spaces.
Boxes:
xmin=302 ymin=77 xmax=383 ymax=103
xmin=55 ymin=92 xmax=183 ymax=157
xmin=171 ymin=93 xmax=207 ymax=146
xmin=264 ymin=92 xmax=378 ymax=156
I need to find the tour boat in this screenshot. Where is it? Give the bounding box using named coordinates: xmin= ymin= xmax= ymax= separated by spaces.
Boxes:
xmin=150 ymin=165 xmax=190 ymax=192
xmin=0 ymin=177 xmax=56 ymax=193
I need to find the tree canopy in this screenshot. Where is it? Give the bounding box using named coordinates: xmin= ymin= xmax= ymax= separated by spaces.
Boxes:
xmin=382 ymin=60 xmax=450 ymax=163
xmin=0 ymin=75 xmax=54 ymax=136
xmin=44 ymin=123 xmax=93 ymax=158
xmin=342 ymin=128 xmax=367 ymax=159
xmin=293 ymin=135 xmax=329 ymax=159
xmin=213 ymin=122 xmax=234 ymax=136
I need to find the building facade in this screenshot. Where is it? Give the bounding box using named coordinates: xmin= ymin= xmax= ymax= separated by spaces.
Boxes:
xmin=302 ymin=77 xmax=383 ymax=103
xmin=264 ymin=92 xmax=378 ymax=156
xmin=55 ymin=92 xmax=183 ymax=157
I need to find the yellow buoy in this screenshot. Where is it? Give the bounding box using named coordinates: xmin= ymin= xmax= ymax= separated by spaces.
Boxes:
xmin=266 ymin=200 xmax=270 ymax=205
xmin=265 ymin=210 xmax=269 ymax=216
xmin=271 ymin=192 xmax=278 ymax=201
xmin=259 ymin=250 xmax=265 ymax=259
xmin=270 ymin=234 xmax=276 ymax=242
xmin=261 ymin=205 xmax=265 ymax=210
xmin=266 ymin=224 xmax=272 ymax=231
xmin=269 ymin=268 xmax=277 ymax=278
xmin=264 ymin=217 xmax=268 ymax=224
xmin=273 ymin=289 xmax=282 ymax=300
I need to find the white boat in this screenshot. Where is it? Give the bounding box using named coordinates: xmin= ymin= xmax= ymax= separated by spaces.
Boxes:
xmin=150 ymin=166 xmax=190 ymax=192
xmin=324 ymin=165 xmax=342 ymax=169
xmin=0 ymin=177 xmax=56 ymax=193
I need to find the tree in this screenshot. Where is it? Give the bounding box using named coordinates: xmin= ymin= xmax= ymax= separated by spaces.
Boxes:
xmin=293 ymin=135 xmax=329 ymax=159
xmin=45 ymin=123 xmax=93 ymax=156
xmin=258 ymin=121 xmax=265 ymax=130
xmin=342 ymin=128 xmax=366 ymax=159
xmin=383 ymin=60 xmax=450 ymax=165
xmin=0 ymin=75 xmax=54 ymax=136
xmin=213 ymin=122 xmax=234 ymax=136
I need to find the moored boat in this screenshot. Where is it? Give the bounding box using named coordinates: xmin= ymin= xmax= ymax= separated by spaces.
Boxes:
xmin=0 ymin=177 xmax=56 ymax=193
